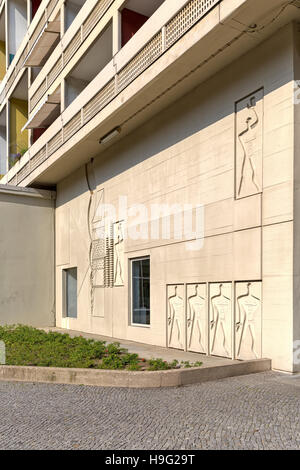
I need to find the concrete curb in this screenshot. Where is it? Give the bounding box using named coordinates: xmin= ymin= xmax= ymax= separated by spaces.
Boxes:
xmin=0 ymin=359 xmax=271 ymax=388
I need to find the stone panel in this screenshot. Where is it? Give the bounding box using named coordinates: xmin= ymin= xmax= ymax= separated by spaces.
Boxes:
xmin=167 ymin=284 xmax=185 ymax=350
xmin=235 ymin=281 xmax=262 ymax=360
xmin=209 ymin=282 xmax=232 ymax=358
xmin=187 ymin=283 xmax=207 ymax=354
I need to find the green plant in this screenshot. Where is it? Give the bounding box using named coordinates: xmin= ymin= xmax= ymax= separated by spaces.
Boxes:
xmin=180 ymin=360 xmax=203 ymax=368
xmin=148 ymin=358 xmax=172 ymax=371
xmin=0 ymin=325 xmax=203 ymax=371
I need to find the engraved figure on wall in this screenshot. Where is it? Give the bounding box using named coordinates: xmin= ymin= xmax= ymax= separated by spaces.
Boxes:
xmin=236 ymin=282 xmax=261 ymax=359
xmin=113 ymin=221 xmax=124 ymax=286
xmin=168 ymin=285 xmax=184 ymax=350
xmin=238 ymin=97 xmax=260 ymax=196
xmin=236 ymin=90 xmax=263 ymax=199
xmin=210 ymin=283 xmax=231 ymax=357
xmin=187 ymin=284 xmax=206 ymax=353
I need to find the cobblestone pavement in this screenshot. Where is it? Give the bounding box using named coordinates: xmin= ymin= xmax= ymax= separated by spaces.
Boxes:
xmin=1 ymin=371 xmax=300 ymax=450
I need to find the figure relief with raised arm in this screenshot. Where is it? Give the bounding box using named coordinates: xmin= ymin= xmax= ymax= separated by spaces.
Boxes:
xmin=237 ymin=96 xmax=261 ymax=197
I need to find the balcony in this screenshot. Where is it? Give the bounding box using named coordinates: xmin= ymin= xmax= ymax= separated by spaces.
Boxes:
xmin=24 ymin=12 xmax=61 ymax=67
xmin=7 ymin=0 xmax=28 ymax=66
xmin=64 ymin=22 xmax=113 ymax=108
xmin=27 ymin=0 xmax=169 ymax=118
xmin=5 ymin=0 xmax=284 ymax=188
xmin=3 ymin=0 xmax=228 ymax=186
xmin=0 ymin=0 xmax=61 ymax=113
xmin=119 ymin=0 xmax=165 ymax=47
xmin=8 ymin=71 xmax=29 ymax=170
xmin=65 ymin=0 xmax=86 ymax=32
xmin=28 ymin=0 xmax=115 ymax=114
xmin=23 ymin=85 xmax=60 ymax=130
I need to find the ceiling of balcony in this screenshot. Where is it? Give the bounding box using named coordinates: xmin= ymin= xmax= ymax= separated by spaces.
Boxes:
xmin=68 ymin=23 xmax=112 ymax=82
xmin=123 ymin=0 xmax=165 ymax=17
xmin=11 ymin=72 xmax=28 ymax=101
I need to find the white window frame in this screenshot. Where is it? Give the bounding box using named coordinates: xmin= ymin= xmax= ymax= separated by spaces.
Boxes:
xmin=130 ymin=256 xmax=150 ymax=328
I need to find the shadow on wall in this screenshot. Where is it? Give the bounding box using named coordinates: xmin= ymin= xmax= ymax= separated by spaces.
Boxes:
xmin=55 ymin=23 xmax=292 ymax=207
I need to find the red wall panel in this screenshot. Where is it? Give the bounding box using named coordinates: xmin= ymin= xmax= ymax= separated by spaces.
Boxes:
xmin=121 ymin=8 xmax=149 ymax=47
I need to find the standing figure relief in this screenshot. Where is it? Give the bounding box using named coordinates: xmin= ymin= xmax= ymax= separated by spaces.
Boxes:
xmin=236 ymin=282 xmax=260 ymax=359
xmin=187 ymin=284 xmax=206 ymax=352
xmin=168 ymin=285 xmax=184 ymax=349
xmin=237 ymin=96 xmax=261 ymax=196
xmin=210 ymin=284 xmax=231 ymax=357
xmin=114 ymin=221 xmax=124 ymax=286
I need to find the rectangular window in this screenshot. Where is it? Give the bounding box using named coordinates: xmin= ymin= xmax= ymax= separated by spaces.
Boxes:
xmin=63 ymin=268 xmax=77 ymax=318
xmin=131 ymin=257 xmax=150 ymax=326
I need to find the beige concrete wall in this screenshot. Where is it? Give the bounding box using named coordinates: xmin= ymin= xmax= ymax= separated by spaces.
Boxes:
xmin=293 ymin=23 xmax=300 ymax=372
xmin=0 ymin=186 xmax=55 ymax=327
xmin=55 ymin=24 xmax=295 ymax=371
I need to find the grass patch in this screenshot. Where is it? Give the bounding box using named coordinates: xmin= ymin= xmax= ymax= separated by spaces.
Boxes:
xmin=0 ymin=325 xmax=202 ymax=371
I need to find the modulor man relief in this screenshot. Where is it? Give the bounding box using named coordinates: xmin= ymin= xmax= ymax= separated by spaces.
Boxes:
xmin=235 ymin=282 xmax=262 ymax=360
xmin=113 ymin=221 xmax=125 ymax=286
xmin=167 ymin=285 xmax=185 ymax=350
xmin=187 ymin=284 xmax=207 ymax=354
xmin=236 ymin=89 xmax=263 ymax=199
xmin=209 ymin=283 xmax=232 ymax=358
xmin=92 ymin=188 xmax=105 ymax=223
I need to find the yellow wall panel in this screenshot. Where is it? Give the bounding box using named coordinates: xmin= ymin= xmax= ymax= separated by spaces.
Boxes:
xmin=9 ymin=99 xmax=28 ymax=163
xmin=0 ymin=41 xmax=5 ymax=81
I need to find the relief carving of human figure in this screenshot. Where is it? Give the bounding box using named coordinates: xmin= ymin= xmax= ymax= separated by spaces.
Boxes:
xmin=187 ymin=285 xmax=206 ymax=351
xmin=236 ymin=282 xmax=260 ymax=359
xmin=238 ymin=96 xmax=261 ymax=196
xmin=168 ymin=286 xmax=184 ymax=349
xmin=210 ymin=284 xmax=231 ymax=356
xmin=114 ymin=222 xmax=124 ymax=285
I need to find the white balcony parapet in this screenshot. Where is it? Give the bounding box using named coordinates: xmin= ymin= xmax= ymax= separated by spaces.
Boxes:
xmin=4 ymin=0 xmax=221 ymax=186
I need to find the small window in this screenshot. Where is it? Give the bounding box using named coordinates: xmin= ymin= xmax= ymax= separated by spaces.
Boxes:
xmin=63 ymin=268 xmax=77 ymax=318
xmin=131 ymin=257 xmax=150 ymax=326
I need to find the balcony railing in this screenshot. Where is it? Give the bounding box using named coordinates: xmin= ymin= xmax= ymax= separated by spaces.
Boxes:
xmin=6 ymin=0 xmax=220 ymax=186
xmin=0 ymin=0 xmax=60 ymax=109
xmin=29 ymin=0 xmax=114 ymax=113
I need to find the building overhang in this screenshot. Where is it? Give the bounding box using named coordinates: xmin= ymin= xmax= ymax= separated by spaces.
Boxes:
xmin=22 ymin=87 xmax=61 ymax=130
xmin=24 ymin=16 xmax=60 ymax=67
xmin=4 ymin=0 xmax=300 ymax=187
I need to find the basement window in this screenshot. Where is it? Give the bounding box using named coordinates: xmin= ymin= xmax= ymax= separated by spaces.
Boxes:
xmin=63 ymin=268 xmax=78 ymax=318
xmin=131 ymin=257 xmax=150 ymax=326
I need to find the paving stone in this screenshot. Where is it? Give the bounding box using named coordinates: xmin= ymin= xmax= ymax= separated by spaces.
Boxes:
xmin=0 ymin=371 xmax=300 ymax=449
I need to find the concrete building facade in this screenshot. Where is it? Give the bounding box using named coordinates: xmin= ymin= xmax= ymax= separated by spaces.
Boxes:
xmin=1 ymin=0 xmax=300 ymax=372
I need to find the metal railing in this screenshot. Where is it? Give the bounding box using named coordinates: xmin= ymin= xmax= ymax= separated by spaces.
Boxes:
xmin=7 ymin=0 xmax=220 ymax=186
